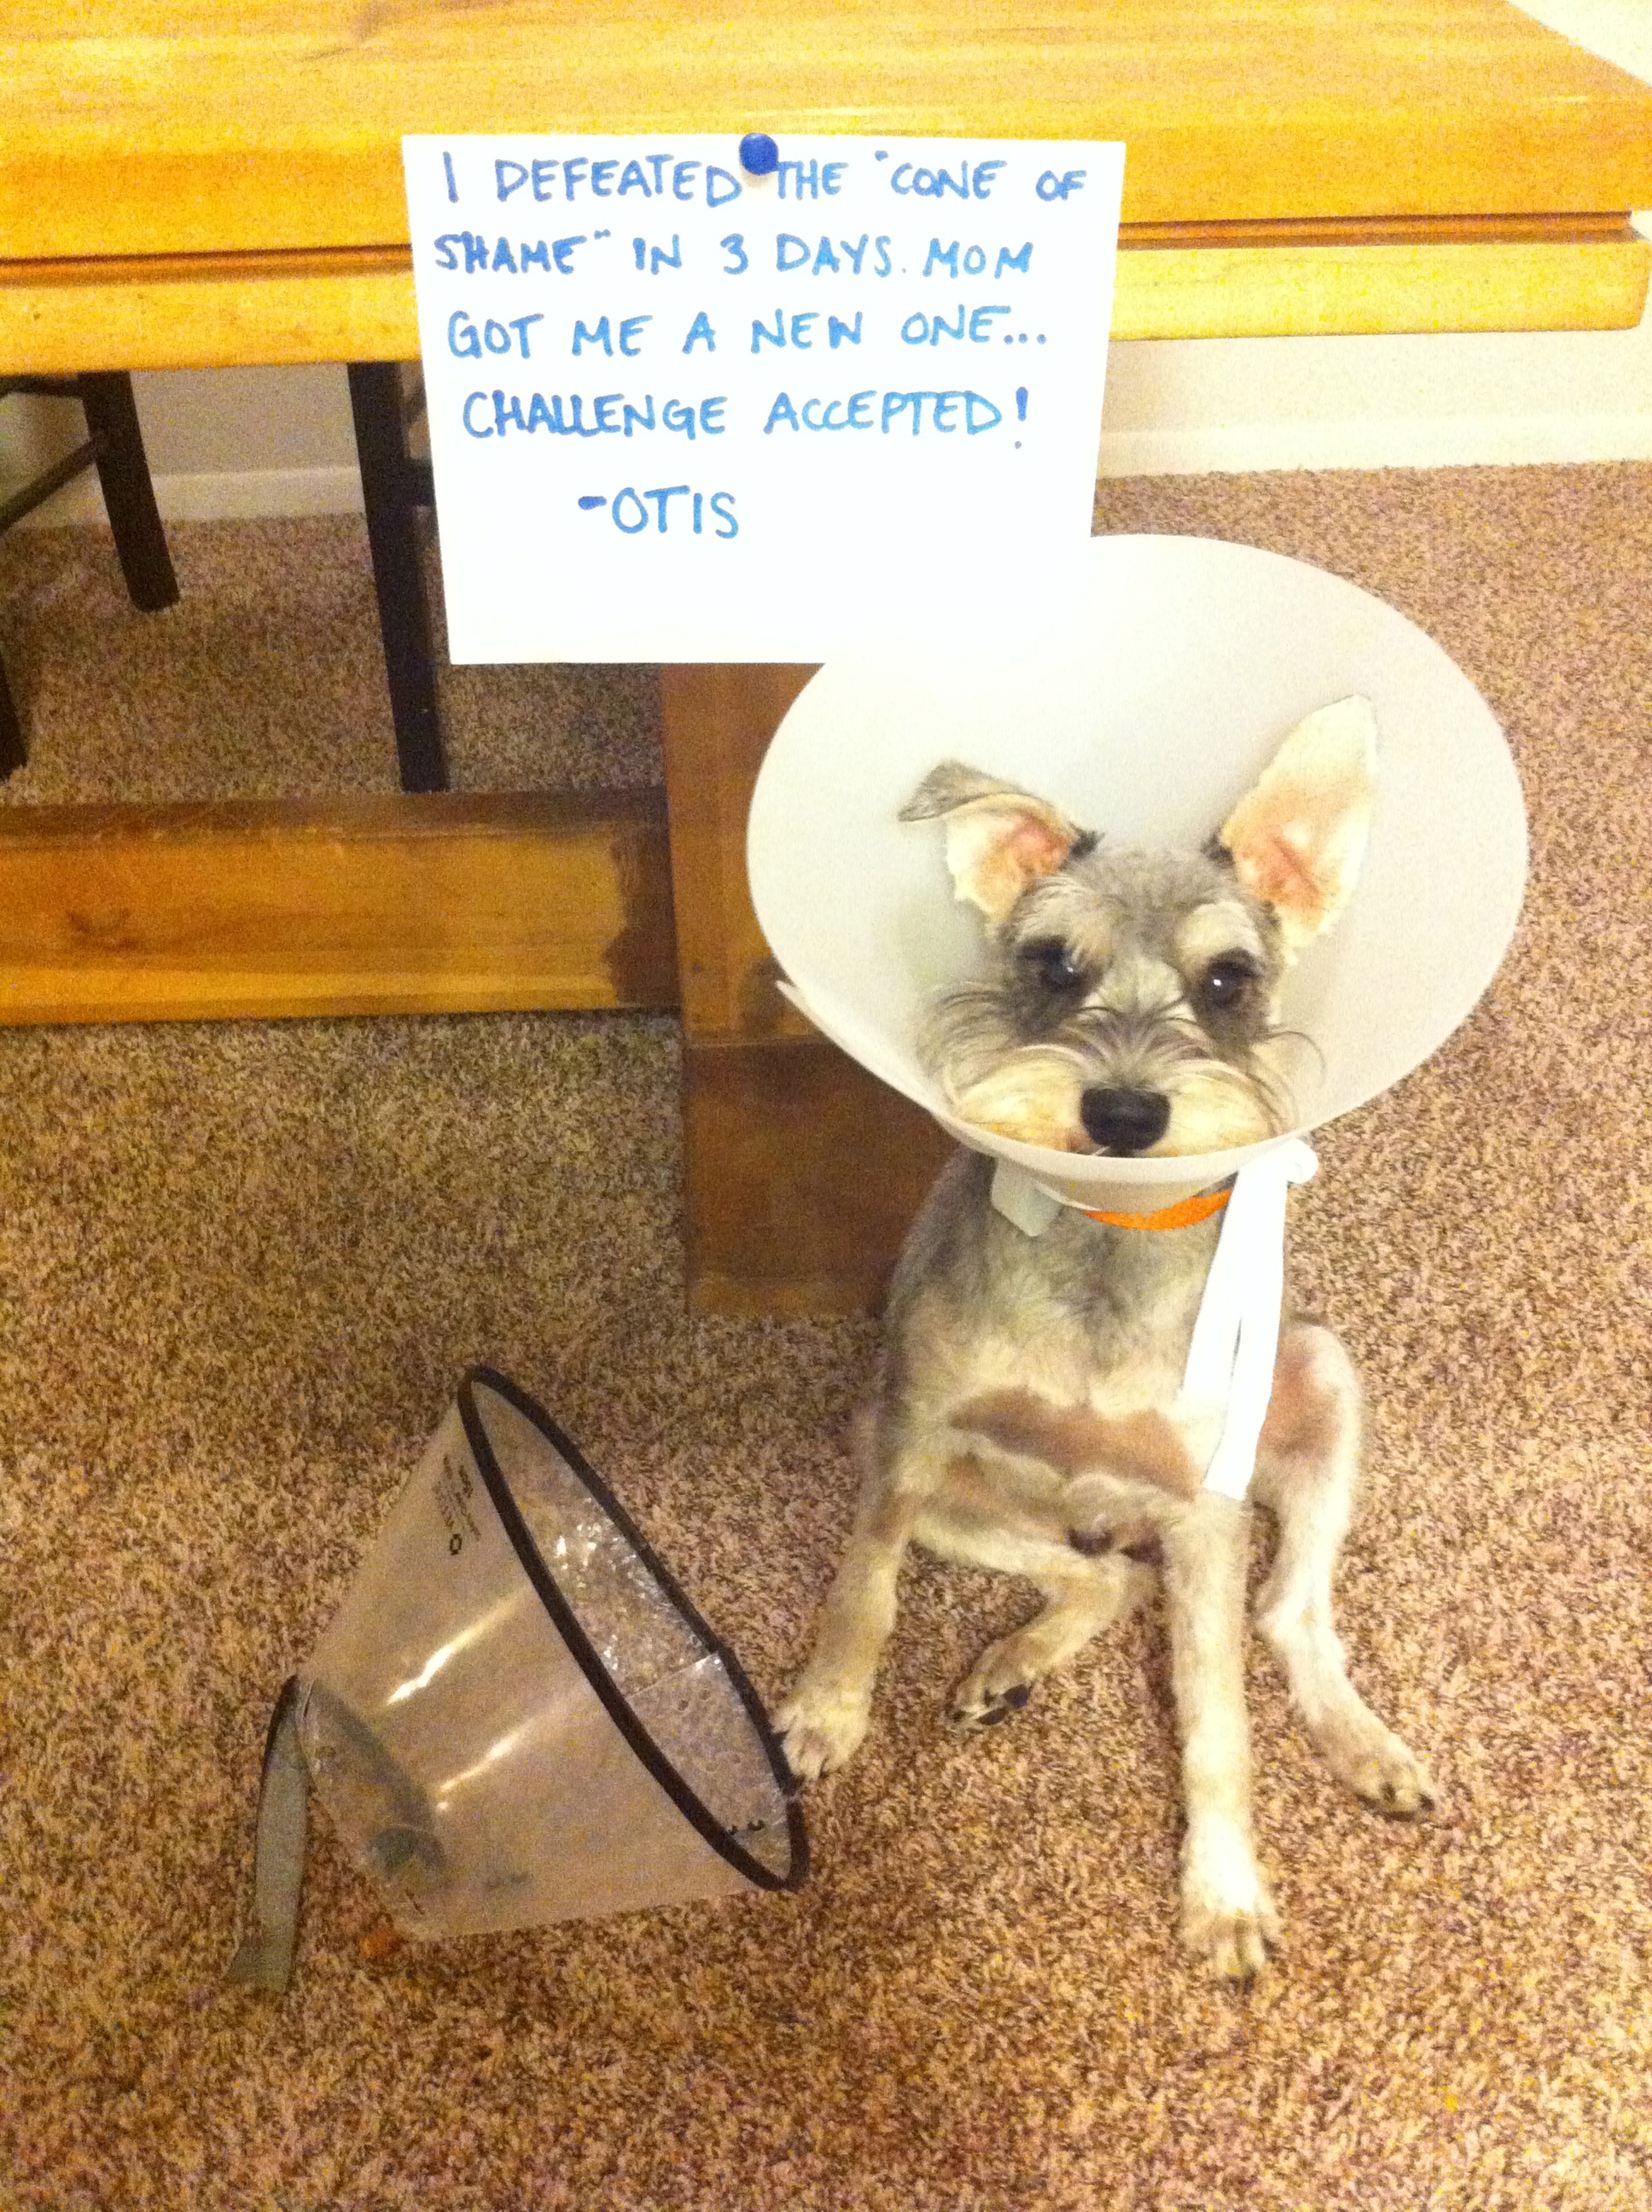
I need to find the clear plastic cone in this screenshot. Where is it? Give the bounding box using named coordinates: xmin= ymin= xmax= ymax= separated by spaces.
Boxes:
xmin=295 ymin=1370 xmax=805 ymax=1941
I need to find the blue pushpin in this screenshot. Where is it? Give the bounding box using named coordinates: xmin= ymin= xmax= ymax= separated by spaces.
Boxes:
xmin=739 ymin=132 xmax=780 ymax=178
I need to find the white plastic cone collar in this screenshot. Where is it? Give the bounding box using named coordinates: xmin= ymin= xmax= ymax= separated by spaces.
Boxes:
xmin=747 ymin=534 xmax=1527 ymax=1212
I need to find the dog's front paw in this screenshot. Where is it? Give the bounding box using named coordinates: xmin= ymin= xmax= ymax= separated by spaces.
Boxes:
xmin=777 ymin=1680 xmax=871 ymax=1782
xmin=1180 ymin=1825 xmax=1280 ymax=1981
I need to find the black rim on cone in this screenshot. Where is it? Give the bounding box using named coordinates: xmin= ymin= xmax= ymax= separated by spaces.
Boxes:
xmin=455 ymin=1366 xmax=808 ymax=1895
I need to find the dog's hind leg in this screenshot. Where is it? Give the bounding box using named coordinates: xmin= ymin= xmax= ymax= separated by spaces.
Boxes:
xmin=947 ymin=1551 xmax=1149 ymax=1729
xmin=1251 ymin=1323 xmax=1436 ymax=1816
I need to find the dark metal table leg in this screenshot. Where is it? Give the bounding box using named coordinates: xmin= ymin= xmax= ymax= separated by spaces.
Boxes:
xmin=0 ymin=655 xmax=25 ymax=777
xmin=348 ymin=361 xmax=448 ymax=794
xmin=77 ymin=372 xmax=179 ymax=613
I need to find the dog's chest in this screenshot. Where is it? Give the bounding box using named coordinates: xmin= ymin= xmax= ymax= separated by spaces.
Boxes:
xmin=964 ymin=1203 xmax=1211 ymax=1410
xmin=948 ymin=1307 xmax=1185 ymax=1423
xmin=894 ymin=1191 xmax=1229 ymax=1505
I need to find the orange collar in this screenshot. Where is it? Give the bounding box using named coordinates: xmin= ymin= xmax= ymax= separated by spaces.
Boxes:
xmin=1080 ymin=1183 xmax=1233 ymax=1232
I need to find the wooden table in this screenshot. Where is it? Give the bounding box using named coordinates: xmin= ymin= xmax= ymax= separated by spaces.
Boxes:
xmin=3 ymin=0 xmax=1651 ymax=1312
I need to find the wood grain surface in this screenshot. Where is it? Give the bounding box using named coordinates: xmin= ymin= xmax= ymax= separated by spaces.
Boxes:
xmin=0 ymin=791 xmax=679 ymax=1024
xmin=3 ymin=218 xmax=1646 ymax=374
xmin=660 ymin=663 xmax=817 ymax=1045
xmin=3 ymin=1 xmax=1652 ymax=260
xmin=683 ymin=1033 xmax=951 ymax=1314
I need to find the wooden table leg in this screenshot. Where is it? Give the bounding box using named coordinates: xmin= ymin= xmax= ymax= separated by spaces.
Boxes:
xmin=660 ymin=664 xmax=950 ymax=1317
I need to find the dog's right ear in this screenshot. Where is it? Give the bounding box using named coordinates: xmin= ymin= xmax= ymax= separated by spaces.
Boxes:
xmin=900 ymin=761 xmax=1086 ymax=925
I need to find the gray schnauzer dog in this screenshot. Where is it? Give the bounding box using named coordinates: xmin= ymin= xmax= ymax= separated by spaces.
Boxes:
xmin=778 ymin=700 xmax=1434 ymax=1978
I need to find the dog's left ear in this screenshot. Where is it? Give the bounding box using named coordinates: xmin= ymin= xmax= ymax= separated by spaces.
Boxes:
xmin=1217 ymin=696 xmax=1377 ymax=957
xmin=901 ymin=760 xmax=1085 ymax=925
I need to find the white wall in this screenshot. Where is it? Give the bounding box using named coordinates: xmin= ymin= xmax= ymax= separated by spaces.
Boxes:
xmin=3 ymin=0 xmax=1648 ymax=516
xmin=0 ymin=364 xmax=366 ymax=522
xmin=1100 ymin=0 xmax=1652 ymax=476
xmin=1097 ymin=282 xmax=1652 ymax=476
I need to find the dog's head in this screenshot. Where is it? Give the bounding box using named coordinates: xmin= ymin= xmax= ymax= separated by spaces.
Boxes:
xmin=903 ymin=698 xmax=1376 ymax=1157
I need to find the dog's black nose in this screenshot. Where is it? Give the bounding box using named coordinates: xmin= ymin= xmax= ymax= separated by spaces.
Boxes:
xmin=1079 ymin=1086 xmax=1170 ymax=1154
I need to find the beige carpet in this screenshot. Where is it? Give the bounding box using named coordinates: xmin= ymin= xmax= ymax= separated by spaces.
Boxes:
xmin=0 ymin=512 xmax=661 ymax=800
xmin=0 ymin=466 xmax=1649 ymax=2211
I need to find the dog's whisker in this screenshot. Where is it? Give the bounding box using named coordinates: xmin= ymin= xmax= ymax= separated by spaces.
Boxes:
xmin=1263 ymin=1025 xmax=1329 ymax=1087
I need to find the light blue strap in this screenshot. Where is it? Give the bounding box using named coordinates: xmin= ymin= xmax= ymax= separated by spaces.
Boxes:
xmin=225 ymin=1676 xmax=309 ymax=1996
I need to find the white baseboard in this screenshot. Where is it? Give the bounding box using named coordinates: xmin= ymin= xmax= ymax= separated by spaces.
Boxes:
xmin=1098 ymin=411 xmax=1652 ymax=476
xmin=16 ymin=463 xmax=364 ymax=526
xmin=156 ymin=464 xmax=367 ymax=518
xmin=10 ymin=418 xmax=1650 ymax=529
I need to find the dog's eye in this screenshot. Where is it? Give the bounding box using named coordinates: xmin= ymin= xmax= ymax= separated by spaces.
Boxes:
xmin=1022 ymin=940 xmax=1085 ymax=992
xmin=1198 ymin=955 xmax=1259 ymax=1012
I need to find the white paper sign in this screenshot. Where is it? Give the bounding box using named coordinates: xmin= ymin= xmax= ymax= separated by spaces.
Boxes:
xmin=402 ymin=135 xmax=1124 ymax=662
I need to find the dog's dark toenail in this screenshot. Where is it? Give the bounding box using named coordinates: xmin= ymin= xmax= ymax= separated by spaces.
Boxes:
xmin=1003 ymin=1684 xmax=1032 ymax=1708
xmin=1068 ymin=1528 xmax=1114 ymax=1557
